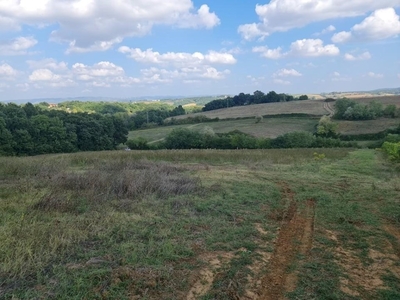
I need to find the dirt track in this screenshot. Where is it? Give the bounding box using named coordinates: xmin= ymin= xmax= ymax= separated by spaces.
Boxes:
xmin=257 ymin=186 xmax=315 ymax=300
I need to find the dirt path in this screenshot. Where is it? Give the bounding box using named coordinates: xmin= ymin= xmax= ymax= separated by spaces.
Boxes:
xmin=257 ymin=185 xmax=316 ymax=300
xmin=323 ymin=102 xmax=335 ymax=117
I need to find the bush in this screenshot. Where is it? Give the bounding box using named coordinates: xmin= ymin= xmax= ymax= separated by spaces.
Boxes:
xmin=382 ymin=142 xmax=400 ymax=162
xmin=126 ymin=137 xmax=149 ymax=150
xmin=272 ymin=132 xmax=316 ymax=148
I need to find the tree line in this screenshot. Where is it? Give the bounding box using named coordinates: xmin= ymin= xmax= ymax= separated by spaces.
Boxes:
xmin=202 ymin=90 xmax=308 ymax=112
xmin=127 ymin=127 xmax=356 ymax=151
xmin=0 ymin=103 xmax=128 ymax=156
xmin=333 ymin=98 xmax=399 ymax=120
xmin=42 ymin=101 xmax=188 ymax=130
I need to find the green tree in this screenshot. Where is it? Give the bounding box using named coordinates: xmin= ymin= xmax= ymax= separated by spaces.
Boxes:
xmin=299 ymin=95 xmax=309 ymax=100
xmin=0 ymin=117 xmax=14 ymax=155
xmin=164 ymin=128 xmax=204 ymax=149
xmin=316 ymin=116 xmax=339 ymax=138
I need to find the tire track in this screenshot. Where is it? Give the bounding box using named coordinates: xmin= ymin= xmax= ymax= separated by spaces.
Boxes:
xmin=323 ymin=102 xmax=335 ymax=117
xmin=258 ymin=184 xmax=315 ymax=300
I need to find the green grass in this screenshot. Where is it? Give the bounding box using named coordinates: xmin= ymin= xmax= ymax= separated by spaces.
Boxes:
xmin=129 ymin=117 xmax=319 ymax=142
xmin=1 ymin=148 xmax=400 ymax=299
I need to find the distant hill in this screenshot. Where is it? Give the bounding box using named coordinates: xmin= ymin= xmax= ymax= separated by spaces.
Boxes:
xmin=1 ymin=95 xmax=225 ymax=105
xmin=368 ymin=87 xmax=400 ymax=94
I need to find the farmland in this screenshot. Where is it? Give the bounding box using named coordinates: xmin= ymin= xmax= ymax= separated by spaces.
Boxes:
xmin=1 ymin=149 xmax=400 ymax=299
xmin=129 ymin=117 xmax=319 ymax=142
xmin=168 ymin=96 xmax=400 ymax=121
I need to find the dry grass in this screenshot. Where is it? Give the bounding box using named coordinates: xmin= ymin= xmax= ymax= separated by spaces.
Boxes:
xmin=2 ymin=149 xmax=400 ymax=299
xmin=130 ymin=117 xmax=318 ymax=141
xmin=170 ymin=100 xmax=327 ymax=120
xmin=350 ymin=95 xmax=400 ymax=107
xmin=337 ymin=118 xmax=400 ymax=135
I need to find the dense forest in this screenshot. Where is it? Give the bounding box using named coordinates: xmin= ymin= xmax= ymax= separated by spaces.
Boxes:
xmin=202 ymin=90 xmax=308 ymax=112
xmin=0 ymin=103 xmax=128 ymax=156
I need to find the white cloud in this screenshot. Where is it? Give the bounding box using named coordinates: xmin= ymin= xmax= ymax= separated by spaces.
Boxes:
xmin=0 ymin=36 xmax=37 ymax=55
xmin=118 ymin=47 xmax=236 ymax=66
xmin=398 ymin=73 xmax=400 ymax=80
xmin=26 ymin=58 xmax=68 ymax=71
xmin=252 ymin=46 xmax=283 ymax=59
xmin=332 ymin=8 xmax=400 ymax=43
xmin=0 ymin=63 xmax=18 ymax=79
xmin=314 ymin=25 xmax=336 ymax=36
xmin=238 ymin=0 xmax=400 ymax=40
xmin=72 ymin=62 xmax=125 ymax=78
xmin=333 ymin=72 xmax=341 ymax=77
xmin=254 ymin=39 xmax=339 ymax=59
xmin=366 ymin=72 xmax=383 ymax=78
xmin=273 ymin=79 xmax=290 ymax=85
xmin=29 ymin=69 xmax=61 ymax=81
xmin=344 ymin=51 xmax=371 ymax=61
xmin=289 ymin=39 xmax=340 ymax=57
xmin=176 ymin=4 xmax=220 ymax=29
xmin=0 ymin=1 xmax=220 ymax=52
xmin=273 ymin=68 xmax=302 ymax=77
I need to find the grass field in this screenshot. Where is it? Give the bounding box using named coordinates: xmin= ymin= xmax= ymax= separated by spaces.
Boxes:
xmin=337 ymin=118 xmax=400 ymax=135
xmin=169 ymin=96 xmax=400 ymax=122
xmin=169 ymin=100 xmax=328 ymax=121
xmin=129 ymin=117 xmax=319 ymax=142
xmin=1 ymin=149 xmax=400 ymax=299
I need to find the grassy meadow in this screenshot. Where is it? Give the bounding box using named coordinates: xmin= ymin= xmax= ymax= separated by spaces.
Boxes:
xmin=128 ymin=117 xmax=319 ymax=143
xmin=1 ymin=148 xmax=400 ymax=299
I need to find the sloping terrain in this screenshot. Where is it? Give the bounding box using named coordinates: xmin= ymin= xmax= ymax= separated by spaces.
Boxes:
xmin=1 ymin=149 xmax=400 ymax=299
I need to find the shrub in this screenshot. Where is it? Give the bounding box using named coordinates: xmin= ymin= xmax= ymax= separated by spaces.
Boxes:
xmin=382 ymin=142 xmax=400 ymax=162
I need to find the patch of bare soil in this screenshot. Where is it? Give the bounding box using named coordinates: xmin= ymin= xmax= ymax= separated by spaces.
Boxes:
xmin=186 ymin=252 xmax=234 ymax=300
xmin=255 ymin=184 xmax=316 ymax=300
xmin=384 ymin=224 xmax=400 ymax=258
xmin=242 ymin=224 xmax=274 ymax=299
xmin=326 ymin=229 xmax=400 ymax=298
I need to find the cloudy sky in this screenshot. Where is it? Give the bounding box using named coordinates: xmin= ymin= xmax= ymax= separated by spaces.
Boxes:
xmin=1 ymin=0 xmax=400 ymax=101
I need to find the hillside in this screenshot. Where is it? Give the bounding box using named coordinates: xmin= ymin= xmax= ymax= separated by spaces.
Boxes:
xmin=169 ymin=99 xmax=328 ymax=120
xmin=1 ymin=149 xmax=400 ymax=299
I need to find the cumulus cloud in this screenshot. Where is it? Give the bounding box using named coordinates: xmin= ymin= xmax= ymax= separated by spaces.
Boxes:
xmin=254 ymin=39 xmax=339 ymax=59
xmin=118 ymin=47 xmax=236 ymax=66
xmin=72 ymin=62 xmax=125 ymax=79
xmin=29 ymin=69 xmax=61 ymax=81
xmin=0 ymin=63 xmax=18 ymax=79
xmin=238 ymin=0 xmax=400 ymax=40
xmin=26 ymin=58 xmax=68 ymax=71
xmin=252 ymin=46 xmax=283 ymax=59
xmin=0 ymin=36 xmax=37 ymax=55
xmin=289 ymin=39 xmax=340 ymax=57
xmin=332 ymin=8 xmax=400 ymax=43
xmin=0 ymin=0 xmax=220 ymax=52
xmin=314 ymin=25 xmax=336 ymax=36
xmin=344 ymin=51 xmax=371 ymax=61
xmin=119 ymin=47 xmax=234 ymax=83
xmin=273 ymin=68 xmax=302 ymax=77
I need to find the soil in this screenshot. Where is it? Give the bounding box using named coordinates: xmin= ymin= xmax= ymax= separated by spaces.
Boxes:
xmin=256 ymin=185 xmax=316 ymax=300
xmin=186 ymin=252 xmax=234 ymax=300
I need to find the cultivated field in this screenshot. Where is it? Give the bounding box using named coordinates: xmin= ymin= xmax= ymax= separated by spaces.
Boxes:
xmin=337 ymin=118 xmax=400 ymax=135
xmin=169 ymin=100 xmax=328 ymax=120
xmin=1 ymin=149 xmax=400 ymax=299
xmin=351 ymin=95 xmax=400 ymax=106
xmin=129 ymin=117 xmax=318 ymax=142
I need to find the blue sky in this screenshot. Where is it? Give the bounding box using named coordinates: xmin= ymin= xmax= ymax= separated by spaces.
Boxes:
xmin=0 ymin=0 xmax=400 ymax=101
